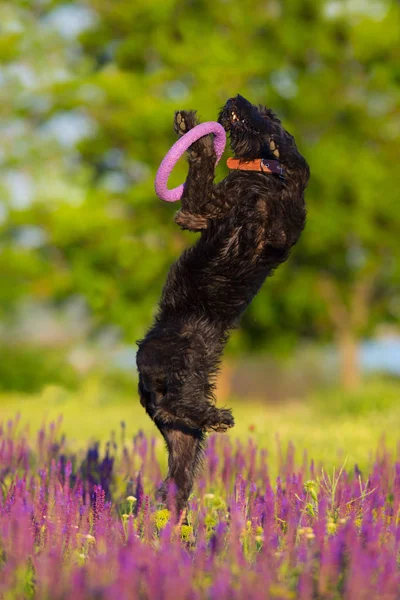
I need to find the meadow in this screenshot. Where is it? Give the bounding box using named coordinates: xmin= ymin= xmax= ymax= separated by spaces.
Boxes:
xmin=2 ymin=1 xmax=400 ymax=597
xmin=1 ymin=378 xmax=400 ymax=598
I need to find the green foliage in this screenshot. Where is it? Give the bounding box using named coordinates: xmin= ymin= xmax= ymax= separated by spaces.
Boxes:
xmin=1 ymin=0 xmax=399 ymax=362
xmin=311 ymin=376 xmax=400 ymax=415
xmin=78 ymin=0 xmax=400 ymax=351
xmin=0 ymin=344 xmax=78 ymax=393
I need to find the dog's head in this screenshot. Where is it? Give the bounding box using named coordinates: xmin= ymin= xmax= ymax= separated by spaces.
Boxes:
xmin=218 ymin=94 xmax=295 ymax=161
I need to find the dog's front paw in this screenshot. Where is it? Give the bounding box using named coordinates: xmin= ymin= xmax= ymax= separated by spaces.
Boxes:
xmin=174 ymin=110 xmax=199 ymax=137
xmin=206 ymin=408 xmax=235 ymax=433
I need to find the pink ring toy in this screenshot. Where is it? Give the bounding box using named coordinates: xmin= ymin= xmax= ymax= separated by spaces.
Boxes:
xmin=154 ymin=121 xmax=226 ymax=202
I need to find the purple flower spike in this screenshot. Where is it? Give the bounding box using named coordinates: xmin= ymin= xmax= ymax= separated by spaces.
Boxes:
xmin=2 ymin=418 xmax=400 ymax=598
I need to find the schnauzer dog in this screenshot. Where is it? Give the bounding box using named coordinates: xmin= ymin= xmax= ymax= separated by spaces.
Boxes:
xmin=136 ymin=94 xmax=309 ymax=518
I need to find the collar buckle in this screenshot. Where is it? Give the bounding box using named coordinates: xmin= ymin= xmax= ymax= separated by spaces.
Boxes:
xmin=261 ymin=158 xmax=285 ymax=178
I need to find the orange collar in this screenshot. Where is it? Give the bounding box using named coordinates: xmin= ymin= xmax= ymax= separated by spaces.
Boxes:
xmin=227 ymin=157 xmax=285 ymax=178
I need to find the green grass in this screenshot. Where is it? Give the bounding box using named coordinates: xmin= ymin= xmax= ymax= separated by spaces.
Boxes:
xmin=1 ymin=376 xmax=400 ymax=473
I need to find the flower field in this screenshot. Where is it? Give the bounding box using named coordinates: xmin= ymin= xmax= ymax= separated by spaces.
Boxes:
xmin=1 ymin=416 xmax=400 ymax=599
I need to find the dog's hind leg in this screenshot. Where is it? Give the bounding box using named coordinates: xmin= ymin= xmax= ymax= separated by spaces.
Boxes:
xmin=157 ymin=424 xmax=206 ymax=518
xmin=139 ymin=378 xmax=204 ymax=518
xmin=156 ymin=386 xmax=234 ymax=518
xmin=155 ymin=376 xmax=235 ymax=433
xmin=139 ymin=380 xmax=233 ymax=518
xmin=138 ymin=349 xmax=234 ymax=517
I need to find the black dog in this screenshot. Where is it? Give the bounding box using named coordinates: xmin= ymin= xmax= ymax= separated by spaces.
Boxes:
xmin=136 ymin=95 xmax=309 ymax=517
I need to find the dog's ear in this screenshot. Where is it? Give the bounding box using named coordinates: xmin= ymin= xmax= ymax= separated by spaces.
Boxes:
xmin=258 ymin=105 xmax=282 ymax=124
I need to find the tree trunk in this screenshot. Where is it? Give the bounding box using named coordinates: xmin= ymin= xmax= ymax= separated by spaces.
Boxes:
xmin=318 ymin=273 xmax=377 ymax=391
xmin=337 ymin=330 xmax=361 ymax=391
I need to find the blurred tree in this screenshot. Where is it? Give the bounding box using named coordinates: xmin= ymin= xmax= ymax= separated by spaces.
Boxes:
xmin=1 ymin=0 xmax=399 ymax=390
xmin=77 ymin=0 xmax=400 ymax=388
xmin=0 ymin=0 xmax=92 ymax=316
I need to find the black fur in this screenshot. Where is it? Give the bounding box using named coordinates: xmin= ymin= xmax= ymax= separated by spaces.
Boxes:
xmin=136 ymin=95 xmax=309 ymax=517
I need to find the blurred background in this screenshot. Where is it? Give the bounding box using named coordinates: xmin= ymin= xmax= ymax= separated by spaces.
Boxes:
xmin=1 ymin=0 xmax=399 ymax=462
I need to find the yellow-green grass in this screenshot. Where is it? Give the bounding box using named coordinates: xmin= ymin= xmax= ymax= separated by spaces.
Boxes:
xmin=1 ymin=377 xmax=400 ymax=475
